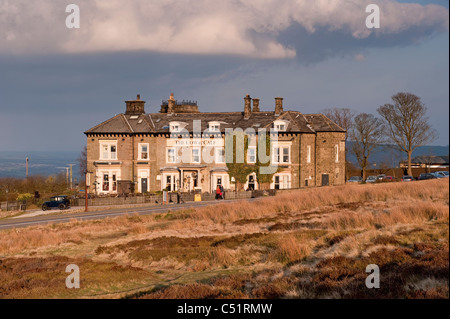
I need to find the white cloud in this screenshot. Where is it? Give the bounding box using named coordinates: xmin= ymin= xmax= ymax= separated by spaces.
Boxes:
xmin=0 ymin=0 xmax=448 ymax=58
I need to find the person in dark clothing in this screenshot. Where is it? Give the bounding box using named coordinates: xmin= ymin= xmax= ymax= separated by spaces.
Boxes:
xmin=219 ymin=185 xmax=225 ymax=199
xmin=215 ymin=186 xmax=222 ymax=200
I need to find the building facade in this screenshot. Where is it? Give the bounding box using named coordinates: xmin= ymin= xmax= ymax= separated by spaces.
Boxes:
xmin=84 ymin=94 xmax=346 ymax=195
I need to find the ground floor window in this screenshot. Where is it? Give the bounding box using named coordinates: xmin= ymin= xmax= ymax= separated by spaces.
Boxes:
xmin=98 ymin=169 xmax=120 ymax=193
xmin=163 ymin=173 xmax=178 ymax=192
xmin=272 ymin=173 xmax=291 ymax=190
xmin=103 ymin=173 xmax=109 ymax=191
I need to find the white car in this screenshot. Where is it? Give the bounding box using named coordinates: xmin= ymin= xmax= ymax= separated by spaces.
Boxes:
xmin=435 ymin=171 xmax=449 ymax=178
xmin=365 ymin=176 xmax=377 ymax=183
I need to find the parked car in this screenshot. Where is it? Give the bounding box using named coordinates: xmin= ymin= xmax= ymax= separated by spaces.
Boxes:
xmin=366 ymin=176 xmax=377 ymax=183
xmin=42 ymin=195 xmax=71 ymax=211
xmin=432 ymin=172 xmax=446 ymax=179
xmin=382 ymin=176 xmax=395 ymax=182
xmin=436 ymin=171 xmax=449 ymax=178
xmin=402 ymin=175 xmax=414 ymax=182
xmin=377 ymin=174 xmax=386 ymax=181
xmin=417 ymin=173 xmax=436 ymax=181
xmin=348 ymin=176 xmax=363 ymax=183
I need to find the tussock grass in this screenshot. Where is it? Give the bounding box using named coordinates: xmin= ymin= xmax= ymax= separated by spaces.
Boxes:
xmin=0 ymin=179 xmax=448 ymax=298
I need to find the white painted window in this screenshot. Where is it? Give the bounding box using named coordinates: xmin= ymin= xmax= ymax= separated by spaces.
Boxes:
xmin=209 ymin=122 xmax=220 ymax=132
xmin=192 ymin=148 xmax=201 ymax=164
xmin=99 ymin=141 xmax=117 ymax=160
xmin=167 ymin=148 xmax=176 ymax=163
xmin=272 ymin=174 xmax=291 ymax=189
xmin=272 ymin=145 xmax=290 ymax=164
xmin=274 ymin=120 xmax=288 ymax=132
xmin=139 ymin=143 xmax=149 ymax=160
xmin=273 ymin=147 xmax=280 ymax=163
xmin=215 ymin=147 xmax=225 ymax=164
xmin=247 ymin=147 xmax=256 ymax=163
xmin=307 ymin=145 xmax=311 ymax=163
xmin=163 ymin=173 xmax=178 ymax=191
xmin=169 ymin=122 xmax=181 ymax=132
xmin=102 ymin=173 xmax=109 ymax=191
xmin=97 ymin=169 xmax=120 ymax=193
xmin=283 ymin=147 xmax=289 ymax=163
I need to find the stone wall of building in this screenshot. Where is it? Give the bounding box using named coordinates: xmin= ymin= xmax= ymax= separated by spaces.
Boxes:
xmin=315 ymin=131 xmax=346 ymax=186
xmin=86 ymin=130 xmax=346 ymax=194
xmin=299 ymin=133 xmax=317 ymax=187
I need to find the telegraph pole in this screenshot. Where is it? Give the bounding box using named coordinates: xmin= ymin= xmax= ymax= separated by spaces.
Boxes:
xmin=26 ymin=157 xmax=29 ymax=178
xmin=69 ymin=164 xmax=75 ymax=189
xmin=65 ymin=167 xmax=69 ymax=187
xmin=85 ymin=170 xmax=91 ymax=212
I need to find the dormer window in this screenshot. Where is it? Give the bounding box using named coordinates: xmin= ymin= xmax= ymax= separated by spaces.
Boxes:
xmin=274 ymin=120 xmax=288 ymax=132
xmin=209 ymin=122 xmax=220 ymax=132
xmin=169 ymin=122 xmax=181 ymax=132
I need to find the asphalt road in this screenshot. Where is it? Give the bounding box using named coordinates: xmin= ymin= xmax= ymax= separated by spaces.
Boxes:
xmin=0 ymin=198 xmax=256 ymax=230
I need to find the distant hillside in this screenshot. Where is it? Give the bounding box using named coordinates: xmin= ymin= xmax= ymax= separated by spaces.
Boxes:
xmin=0 ymin=151 xmax=81 ymax=180
xmin=346 ymin=142 xmax=449 ymax=167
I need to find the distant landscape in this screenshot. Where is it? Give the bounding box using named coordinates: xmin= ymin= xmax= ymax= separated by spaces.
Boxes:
xmin=0 ymin=144 xmax=448 ymax=179
xmin=0 ymin=151 xmax=81 ymax=180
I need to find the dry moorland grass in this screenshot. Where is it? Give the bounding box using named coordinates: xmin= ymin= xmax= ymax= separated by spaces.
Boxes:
xmin=0 ymin=179 xmax=448 ymax=299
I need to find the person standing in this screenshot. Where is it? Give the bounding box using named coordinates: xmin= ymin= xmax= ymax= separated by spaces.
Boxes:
xmin=216 ymin=185 xmax=221 ymax=200
xmin=219 ymin=185 xmax=225 ymax=200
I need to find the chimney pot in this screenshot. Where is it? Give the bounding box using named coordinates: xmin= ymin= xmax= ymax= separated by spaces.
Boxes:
xmin=252 ymin=98 xmax=260 ymax=112
xmin=275 ymin=97 xmax=283 ymax=115
xmin=168 ymin=93 xmax=175 ymax=114
xmin=125 ymin=95 xmax=146 ymax=115
xmin=244 ymin=94 xmax=252 ymax=119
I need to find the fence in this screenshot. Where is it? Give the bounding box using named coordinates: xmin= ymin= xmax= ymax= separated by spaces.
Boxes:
xmin=0 ymin=201 xmax=27 ymax=212
xmin=71 ymin=190 xmax=269 ymax=208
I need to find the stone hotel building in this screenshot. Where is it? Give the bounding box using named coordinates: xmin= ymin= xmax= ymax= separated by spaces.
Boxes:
xmin=84 ymin=94 xmax=346 ymax=195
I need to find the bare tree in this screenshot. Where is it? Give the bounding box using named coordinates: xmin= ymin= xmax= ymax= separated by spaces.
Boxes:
xmin=377 ymin=93 xmax=437 ymax=176
xmin=350 ymin=113 xmax=385 ymax=180
xmin=322 ymin=108 xmax=356 ymax=141
xmin=77 ymin=145 xmax=87 ymax=178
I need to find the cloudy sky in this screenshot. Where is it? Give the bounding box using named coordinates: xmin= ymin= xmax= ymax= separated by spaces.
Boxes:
xmin=0 ymin=0 xmax=448 ymax=152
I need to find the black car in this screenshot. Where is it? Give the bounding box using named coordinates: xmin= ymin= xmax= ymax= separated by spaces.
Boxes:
xmin=417 ymin=173 xmax=436 ymax=181
xmin=42 ymin=195 xmax=71 ymax=211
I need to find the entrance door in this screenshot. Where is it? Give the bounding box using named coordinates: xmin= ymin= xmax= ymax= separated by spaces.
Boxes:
xmin=274 ymin=176 xmax=280 ymax=190
xmin=322 ymin=174 xmax=329 ymax=186
xmin=183 ymin=171 xmax=197 ymax=192
xmin=141 ymin=178 xmax=148 ymax=193
xmin=248 ymin=175 xmax=255 ymax=190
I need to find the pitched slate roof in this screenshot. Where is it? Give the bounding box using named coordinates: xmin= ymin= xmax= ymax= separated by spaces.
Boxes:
xmin=85 ymin=110 xmax=345 ymax=134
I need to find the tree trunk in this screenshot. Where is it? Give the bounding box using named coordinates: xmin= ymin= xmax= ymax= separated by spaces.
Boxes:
xmin=407 ymin=151 xmax=413 ymax=176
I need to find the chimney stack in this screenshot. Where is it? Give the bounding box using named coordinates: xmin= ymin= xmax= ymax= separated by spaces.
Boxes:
xmin=125 ymin=94 xmax=146 ymax=115
xmin=275 ymin=97 xmax=283 ymax=115
xmin=252 ymin=98 xmax=260 ymax=112
xmin=244 ymin=94 xmax=252 ymax=119
xmin=167 ymin=93 xmax=175 ymax=114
